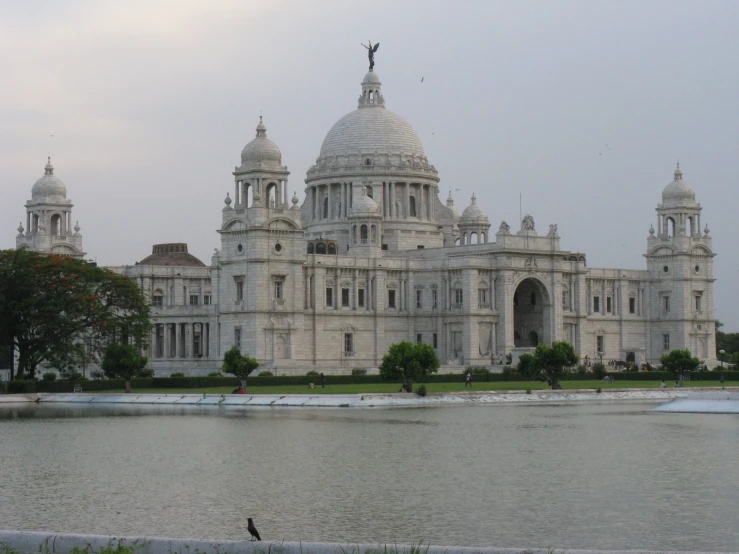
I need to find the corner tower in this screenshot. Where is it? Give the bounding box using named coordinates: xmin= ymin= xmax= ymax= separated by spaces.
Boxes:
xmin=16 ymin=158 xmax=85 ymax=258
xmin=645 ymin=164 xmax=716 ymax=362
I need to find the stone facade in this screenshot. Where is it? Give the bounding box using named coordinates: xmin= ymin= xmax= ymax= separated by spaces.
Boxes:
xmin=14 ymin=70 xmax=718 ymax=375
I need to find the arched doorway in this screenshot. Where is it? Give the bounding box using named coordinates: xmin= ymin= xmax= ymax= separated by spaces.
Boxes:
xmin=513 ymin=277 xmax=551 ymax=348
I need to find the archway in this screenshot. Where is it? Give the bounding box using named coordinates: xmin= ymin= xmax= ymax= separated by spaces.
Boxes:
xmin=50 ymin=214 xmax=61 ymax=235
xmin=513 ymin=277 xmax=551 ymax=348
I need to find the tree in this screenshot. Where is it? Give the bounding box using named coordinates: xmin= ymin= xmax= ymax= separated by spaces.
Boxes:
xmin=516 ymin=353 xmax=540 ymax=380
xmin=222 ymin=345 xmax=259 ymax=390
xmin=661 ymin=349 xmax=702 ymax=384
xmin=101 ymin=343 xmax=149 ymax=393
xmin=716 ymin=320 xmax=739 ymax=357
xmin=379 ymin=341 xmax=440 ymax=390
xmin=530 ymin=341 xmax=579 ymax=388
xmin=0 ymin=249 xmax=151 ymax=379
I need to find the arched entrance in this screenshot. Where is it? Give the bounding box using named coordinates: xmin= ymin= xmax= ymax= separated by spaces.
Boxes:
xmin=513 ymin=277 xmax=551 ymax=348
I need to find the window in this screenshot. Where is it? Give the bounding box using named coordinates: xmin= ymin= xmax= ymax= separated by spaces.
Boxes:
xmin=388 ymin=290 xmax=396 ymax=308
xmin=432 ymin=289 xmax=438 ymax=308
xmin=479 ymin=288 xmax=489 ymax=307
xmin=629 ymin=297 xmax=636 ymax=314
xmin=344 ymin=333 xmax=354 ymax=354
xmin=695 ymin=295 xmax=702 ymax=312
xmin=663 ymin=295 xmax=670 ymax=312
xmin=562 ymin=291 xmax=568 ymax=310
xmin=234 ymin=327 xmax=242 ymax=349
xmin=342 ymin=288 xmax=350 ymax=307
xmin=416 ymin=290 xmax=422 ymax=308
xmin=663 ymin=334 xmax=670 ymax=350
xmin=236 ymin=280 xmax=244 ymax=302
xmin=416 ymin=333 xmax=422 ymax=344
xmin=597 ymin=335 xmax=604 ymax=354
xmin=432 ymin=333 xmax=438 ymax=349
xmin=358 ymin=289 xmax=365 ymax=307
xmin=152 ymin=295 xmax=163 ymax=307
xmin=454 ymin=289 xmax=463 ymax=307
xmin=606 ymin=296 xmax=612 ymax=313
xmin=190 ymin=294 xmax=199 ymax=306
xmin=593 ymin=296 xmax=600 ymax=313
xmin=203 ymin=295 xmax=211 ymax=305
xmin=274 ymin=281 xmax=283 ymax=300
xmin=410 ymin=196 xmax=417 ymax=217
xmin=326 ymin=287 xmax=333 ymax=307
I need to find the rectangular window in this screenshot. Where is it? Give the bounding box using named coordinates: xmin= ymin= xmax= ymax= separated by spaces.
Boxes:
xmin=432 ymin=289 xmax=438 ymax=308
xmin=234 ymin=327 xmax=242 ymax=349
xmin=416 ymin=290 xmax=422 ymax=308
xmin=562 ymin=291 xmax=567 ymax=310
xmin=663 ymin=334 xmax=670 ymax=351
xmin=629 ymin=297 xmax=636 ymax=314
xmin=326 ymin=288 xmax=333 ymax=307
xmin=597 ymin=335 xmax=604 ymax=353
xmin=478 ymin=288 xmax=489 ymax=307
xmin=416 ymin=333 xmax=422 ymax=344
xmin=663 ymin=295 xmax=670 ymax=312
xmin=593 ymin=296 xmax=600 ymax=313
xmin=274 ymin=281 xmax=283 ymax=300
xmin=695 ymin=295 xmax=702 ymax=312
xmin=344 ymin=333 xmax=354 ymax=354
xmin=190 ymin=294 xmax=199 ymax=306
xmin=342 ymin=288 xmax=350 ymax=307
xmin=455 ymin=289 xmax=463 ymax=306
xmin=388 ymin=289 xmax=396 ymax=308
xmin=152 ymin=295 xmax=163 ymax=307
xmin=358 ymin=289 xmax=365 ymax=307
xmin=432 ymin=333 xmax=438 ymax=349
xmin=203 ymin=295 xmax=211 ymax=305
xmin=236 ymin=280 xmax=244 ymax=302
xmin=606 ymin=296 xmax=612 ymax=313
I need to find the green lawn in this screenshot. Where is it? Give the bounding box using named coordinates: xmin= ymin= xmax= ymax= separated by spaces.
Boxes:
xmin=91 ymin=380 xmax=737 ymax=395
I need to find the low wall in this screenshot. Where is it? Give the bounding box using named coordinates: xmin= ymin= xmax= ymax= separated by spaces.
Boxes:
xmin=0 ymin=530 xmax=730 ymax=554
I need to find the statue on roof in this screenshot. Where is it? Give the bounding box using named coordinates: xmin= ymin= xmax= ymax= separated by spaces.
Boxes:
xmin=361 ymin=41 xmax=380 ymax=71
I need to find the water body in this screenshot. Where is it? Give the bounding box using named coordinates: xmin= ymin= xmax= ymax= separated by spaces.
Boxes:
xmin=1 ymin=402 xmax=738 ymax=552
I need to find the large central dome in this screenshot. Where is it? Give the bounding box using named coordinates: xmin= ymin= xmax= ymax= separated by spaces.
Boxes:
xmin=318 ymin=71 xmax=425 ymax=160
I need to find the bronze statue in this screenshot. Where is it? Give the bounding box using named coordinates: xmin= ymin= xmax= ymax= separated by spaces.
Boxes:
xmin=361 ymin=41 xmax=380 ymax=71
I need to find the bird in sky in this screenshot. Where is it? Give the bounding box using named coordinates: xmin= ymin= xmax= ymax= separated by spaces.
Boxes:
xmin=421 ymin=77 xmax=424 ymax=82
xmin=247 ymin=518 xmax=261 ymax=541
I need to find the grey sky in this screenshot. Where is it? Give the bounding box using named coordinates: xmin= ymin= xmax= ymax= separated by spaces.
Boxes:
xmin=2 ymin=0 xmax=738 ymax=329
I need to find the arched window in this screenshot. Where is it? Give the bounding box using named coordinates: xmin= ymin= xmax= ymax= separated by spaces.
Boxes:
xmin=327 ymin=243 xmax=336 ymax=255
xmin=471 ymin=232 xmax=478 ymax=244
xmin=481 ymin=232 xmax=486 ymax=244
xmin=528 ymin=331 xmax=539 ymax=346
xmin=322 ymin=197 xmax=329 ymax=219
xmin=360 ymin=225 xmax=368 ymax=244
xmin=686 ymin=216 xmax=693 ymax=236
xmin=33 ymin=214 xmax=39 ymax=233
xmin=316 ymin=242 xmax=326 ymax=254
xmin=530 ymin=292 xmax=536 ymax=306
xmin=246 ymin=183 xmax=253 ymax=207
xmin=666 ymin=217 xmax=675 ymax=238
xmin=410 ymin=196 xmax=417 ymax=217
xmin=454 ymin=238 xmax=461 ymax=246
xmin=353 ymin=225 xmax=357 ymax=244
xmin=307 ymin=243 xmax=315 ymax=254
xmin=366 ymin=187 xmax=373 ymax=199
xmin=50 ymin=214 xmax=61 ymax=235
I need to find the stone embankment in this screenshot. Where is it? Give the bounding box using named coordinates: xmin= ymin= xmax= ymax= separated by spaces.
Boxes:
xmin=3 ymin=388 xmax=738 ymax=408
xmin=0 ymin=530 xmax=732 ymax=554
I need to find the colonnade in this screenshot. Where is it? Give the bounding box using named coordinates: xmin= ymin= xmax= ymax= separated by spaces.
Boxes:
xmin=153 ymin=322 xmax=211 ymax=360
xmin=26 ymin=210 xmax=73 ymax=236
xmin=234 ymin=178 xmax=289 ymax=209
xmin=657 ymin=212 xmax=700 ymax=237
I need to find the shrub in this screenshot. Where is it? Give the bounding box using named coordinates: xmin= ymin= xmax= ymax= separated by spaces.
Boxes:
xmin=42 ymin=372 xmax=57 ymax=382
xmin=525 ymin=388 xmax=532 ymax=394
xmin=596 ymin=387 xmax=602 ymax=393
xmin=592 ymin=363 xmax=606 ymax=380
xmin=138 ymin=368 xmax=154 ymax=378
xmin=60 ymin=371 xmax=84 ymax=381
xmin=207 ymin=372 xmax=223 ymax=378
xmin=416 ymin=384 xmax=427 ymax=397
xmin=306 ymin=370 xmax=320 ymax=376
xmin=468 ymin=366 xmax=490 ymax=375
xmin=351 ymin=368 xmax=367 ymax=376
xmin=170 ymin=372 xmax=185 ymax=378
xmin=90 ymin=370 xmax=105 ymax=380
xmin=257 ymin=371 xmax=274 ymax=377
xmin=8 ymin=380 xmax=36 ymax=393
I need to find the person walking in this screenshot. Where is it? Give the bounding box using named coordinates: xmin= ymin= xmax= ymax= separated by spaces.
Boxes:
xmin=320 ymin=372 xmax=326 ymax=388
xmin=464 ymin=371 xmax=472 ymax=388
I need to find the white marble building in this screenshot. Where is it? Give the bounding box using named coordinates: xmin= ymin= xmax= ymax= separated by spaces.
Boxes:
xmin=15 ymin=69 xmax=718 ymax=374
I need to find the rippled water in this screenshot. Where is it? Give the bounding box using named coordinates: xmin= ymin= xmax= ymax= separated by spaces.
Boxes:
xmin=1 ymin=402 xmax=738 ymax=551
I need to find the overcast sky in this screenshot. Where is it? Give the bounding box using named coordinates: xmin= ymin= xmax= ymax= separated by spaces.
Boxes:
xmin=2 ymin=0 xmax=737 ymax=329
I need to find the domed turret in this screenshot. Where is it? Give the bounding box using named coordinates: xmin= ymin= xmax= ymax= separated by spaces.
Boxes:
xmin=458 ymin=194 xmax=490 ymax=245
xmin=31 ymin=157 xmax=67 ymax=198
xmin=240 ymin=117 xmax=283 ymax=169
xmin=460 ymin=194 xmax=489 ymax=224
xmin=350 ymin=187 xmax=380 ymax=218
xmin=662 ymin=163 xmax=696 ymax=205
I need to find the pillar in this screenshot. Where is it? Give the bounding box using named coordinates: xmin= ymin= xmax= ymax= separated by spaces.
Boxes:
xmin=341 ymin=183 xmax=346 ymax=220
xmin=328 ymin=184 xmax=333 ymax=220
xmin=390 ymin=182 xmax=395 ymax=218
xmin=163 ymin=322 xmax=169 ymax=359
xmin=405 ymin=183 xmax=410 ymax=219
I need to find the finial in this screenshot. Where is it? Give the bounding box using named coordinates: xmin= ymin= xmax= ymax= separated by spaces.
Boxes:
xmin=17 ymin=222 xmax=24 ymax=236
xmin=703 ymin=224 xmax=710 ymax=236
xmin=291 ymin=191 xmax=299 ymax=206
xmin=224 ymin=192 xmax=232 ymax=206
xmin=74 ymin=221 xmax=80 ymax=234
xmin=649 ymin=224 xmax=655 ymax=236
xmin=471 ymin=193 xmax=477 ymax=204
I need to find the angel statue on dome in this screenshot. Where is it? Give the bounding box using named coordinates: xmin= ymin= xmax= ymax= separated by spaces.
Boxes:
xmin=361 ymin=41 xmax=380 ymax=71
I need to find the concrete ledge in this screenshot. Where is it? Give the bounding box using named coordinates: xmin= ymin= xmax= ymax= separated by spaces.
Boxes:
xmin=0 ymin=395 xmax=35 ymax=404
xmin=0 ymin=530 xmax=731 ymax=554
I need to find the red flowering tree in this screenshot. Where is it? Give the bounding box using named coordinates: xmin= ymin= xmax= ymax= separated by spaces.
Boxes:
xmin=0 ymin=249 xmax=151 ymax=380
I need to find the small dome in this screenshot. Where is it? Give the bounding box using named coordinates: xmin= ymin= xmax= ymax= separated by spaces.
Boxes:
xmin=350 ymin=187 xmax=380 ymax=217
xmin=362 ymin=70 xmax=381 ymax=84
xmin=31 ymin=157 xmax=67 ymax=198
xmin=240 ymin=117 xmax=282 ymax=167
xmin=460 ymin=194 xmax=488 ymax=224
xmin=662 ymin=164 xmax=696 ymax=204
xmin=138 ymin=243 xmax=206 ymax=267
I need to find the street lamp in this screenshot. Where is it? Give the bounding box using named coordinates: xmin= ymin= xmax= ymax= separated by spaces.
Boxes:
xmin=719 ymin=349 xmax=725 ymax=369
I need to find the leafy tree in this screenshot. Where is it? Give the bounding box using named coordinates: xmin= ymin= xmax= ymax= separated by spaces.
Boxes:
xmin=0 ymin=249 xmax=151 ymax=379
xmin=716 ymin=320 xmax=739 ymax=357
xmin=222 ymin=345 xmax=259 ymax=390
xmin=516 ymin=353 xmax=540 ymax=380
xmin=379 ymin=341 xmax=440 ymax=390
xmin=530 ymin=341 xmax=579 ymax=388
xmin=660 ymin=349 xmax=702 ymax=384
xmin=101 ymin=343 xmax=149 ymax=393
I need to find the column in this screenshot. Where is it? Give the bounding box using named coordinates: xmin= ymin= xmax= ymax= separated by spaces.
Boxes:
xmin=164 ymin=322 xmax=170 ymax=358
xmin=405 ymin=183 xmax=410 ymax=219
xmin=354 ymin=273 xmax=359 ymax=310
xmin=235 ymin=181 xmax=240 ymax=205
xmin=390 ymin=182 xmax=394 ymax=218
xmin=313 ymin=187 xmax=319 ymax=221
xmin=328 ymin=184 xmax=333 ymax=220
xmin=341 ymin=183 xmax=346 ymax=220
